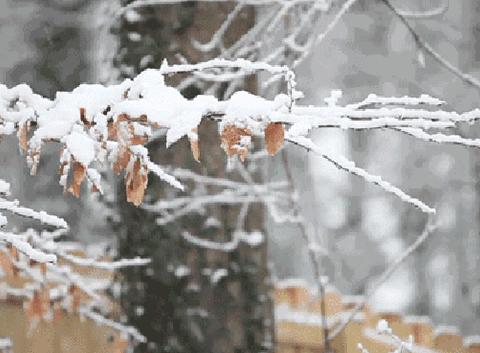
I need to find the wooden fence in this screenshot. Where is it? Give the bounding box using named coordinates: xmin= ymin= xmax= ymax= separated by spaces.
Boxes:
xmin=0 ymin=300 xmax=118 ymax=353
xmin=2 ymin=275 xmax=480 ymax=353
xmin=0 ymin=250 xmax=125 ymax=353
xmin=274 ymin=279 xmax=480 ymax=353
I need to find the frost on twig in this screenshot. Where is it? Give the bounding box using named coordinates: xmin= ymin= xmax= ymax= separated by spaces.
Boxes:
xmin=376 ymin=319 xmax=414 ymax=353
xmin=328 ymin=218 xmax=437 ymax=341
xmin=2 ymin=59 xmax=480 ymax=210
xmin=287 ymin=136 xmax=435 ymax=214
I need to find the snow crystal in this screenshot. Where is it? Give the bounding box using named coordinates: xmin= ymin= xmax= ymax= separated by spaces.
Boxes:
xmin=376 ymin=319 xmax=392 ymax=334
xmin=203 ymin=217 xmax=222 ymax=229
xmin=174 ymin=265 xmax=191 ymax=278
xmin=0 ymin=213 xmax=7 ymax=227
xmin=239 ymin=231 xmax=264 ymax=246
xmin=124 ymin=9 xmax=142 ymax=22
xmin=211 ymin=268 xmax=228 ymax=285
xmin=128 ymin=32 xmax=142 ymax=42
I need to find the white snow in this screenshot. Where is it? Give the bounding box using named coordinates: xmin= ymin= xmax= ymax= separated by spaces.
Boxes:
xmin=0 ymin=231 xmax=57 ymax=263
xmin=376 ymin=319 xmax=392 ymax=334
xmin=0 ymin=180 xmax=10 ymax=195
xmin=464 ymin=336 xmax=480 ymax=347
xmin=0 ymin=199 xmax=68 ymax=228
xmin=64 ymin=130 xmax=96 ymax=166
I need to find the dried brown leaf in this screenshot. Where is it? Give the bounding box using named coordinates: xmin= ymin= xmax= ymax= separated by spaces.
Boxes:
xmin=53 ymin=303 xmax=63 ymax=323
xmin=264 ymin=122 xmax=285 ymax=156
xmin=40 ymin=262 xmax=47 ymax=276
xmin=80 ymin=107 xmax=91 ymax=127
xmin=9 ymin=245 xmax=19 ymax=261
xmin=190 ymin=138 xmax=200 ymax=162
xmin=68 ymin=162 xmax=86 ymax=198
xmin=69 ymin=285 xmax=82 ymax=313
xmin=30 ymin=149 xmax=41 ymax=175
xmin=0 ymin=252 xmax=17 ymax=278
xmin=220 ymin=125 xmax=252 ymax=161
xmin=113 ymin=336 xmax=129 ymax=353
xmin=18 ymin=123 xmax=29 ymax=153
xmin=108 ymin=121 xmax=118 ymax=140
xmin=26 ymin=290 xmax=50 ymax=320
xmin=125 ymin=159 xmax=148 ymax=206
xmin=130 ymin=135 xmax=148 ymax=145
xmin=117 ymin=114 xmax=130 ymax=123
xmin=113 ymin=147 xmax=131 ymax=175
xmin=189 ymin=128 xmax=200 ymax=162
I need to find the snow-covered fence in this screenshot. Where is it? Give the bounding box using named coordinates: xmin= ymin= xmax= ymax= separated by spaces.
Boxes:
xmin=0 ymin=303 xmax=117 ymax=353
xmin=274 ymin=280 xmax=479 ymax=353
xmin=0 ymin=247 xmax=143 ymax=353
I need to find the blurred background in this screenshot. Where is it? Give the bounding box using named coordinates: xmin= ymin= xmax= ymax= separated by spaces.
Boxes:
xmin=1 ymin=0 xmax=480 ymax=352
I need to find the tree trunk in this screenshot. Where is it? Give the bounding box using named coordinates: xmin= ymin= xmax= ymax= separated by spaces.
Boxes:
xmin=109 ymin=2 xmax=273 ymax=352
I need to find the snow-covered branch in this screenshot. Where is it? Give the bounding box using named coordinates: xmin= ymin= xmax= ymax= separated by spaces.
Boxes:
xmin=2 ymin=59 xmax=480 ymax=212
xmin=287 ymin=135 xmax=435 ymax=214
xmin=0 ymin=180 xmax=149 ymax=346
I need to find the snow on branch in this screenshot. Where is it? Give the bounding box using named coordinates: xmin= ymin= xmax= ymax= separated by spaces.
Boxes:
xmin=56 ymin=251 xmax=151 ymax=270
xmin=0 ymin=183 xmax=67 ymax=263
xmin=0 ymin=232 xmax=56 ymax=264
xmin=79 ymin=307 xmax=146 ymax=343
xmin=143 ymin=175 xmax=287 ymax=225
xmin=287 ymin=135 xmax=436 ymax=214
xmin=396 ymin=0 xmax=448 ymax=19
xmin=347 ymin=94 xmax=445 ymax=109
xmin=1 ymin=59 xmax=480 ymax=212
xmin=181 ymin=230 xmax=264 ymax=252
xmin=158 ymin=58 xmax=294 ymax=78
xmin=114 ymin=0 xmax=333 ymax=93
xmin=394 ymin=127 xmax=480 ymax=149
xmin=0 ymin=199 xmax=68 ymax=229
xmin=0 ymin=184 xmax=149 ymax=347
xmin=374 ymin=319 xmax=414 ymax=353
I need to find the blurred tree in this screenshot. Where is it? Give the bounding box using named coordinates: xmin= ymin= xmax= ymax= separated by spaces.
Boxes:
xmin=0 ymin=0 xmax=103 ymax=242
xmin=109 ymin=2 xmax=273 ymax=352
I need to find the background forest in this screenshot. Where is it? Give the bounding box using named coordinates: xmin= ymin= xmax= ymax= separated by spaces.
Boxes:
xmin=1 ymin=0 xmax=480 ymax=352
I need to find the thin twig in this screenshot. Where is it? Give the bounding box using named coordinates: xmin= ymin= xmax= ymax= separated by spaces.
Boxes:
xmin=327 ymin=216 xmax=437 ymax=341
xmin=397 ymin=0 xmax=448 ymax=19
xmin=381 ymin=0 xmax=480 ymax=90
xmin=280 ymin=150 xmax=332 ymax=353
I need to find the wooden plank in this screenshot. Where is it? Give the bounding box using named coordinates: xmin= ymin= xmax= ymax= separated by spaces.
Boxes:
xmin=377 ymin=312 xmax=412 ymax=341
xmin=310 ymin=290 xmax=343 ymax=317
xmin=276 ymin=321 xmax=323 ymax=348
xmin=434 ymin=328 xmax=464 ymax=353
xmin=0 ymin=302 xmax=115 ymax=353
xmin=464 ymin=337 xmax=480 ymax=353
xmin=405 ymin=316 xmax=434 ymax=348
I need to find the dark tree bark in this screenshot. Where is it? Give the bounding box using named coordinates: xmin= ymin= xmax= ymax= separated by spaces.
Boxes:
xmin=109 ymin=2 xmax=273 ymax=352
